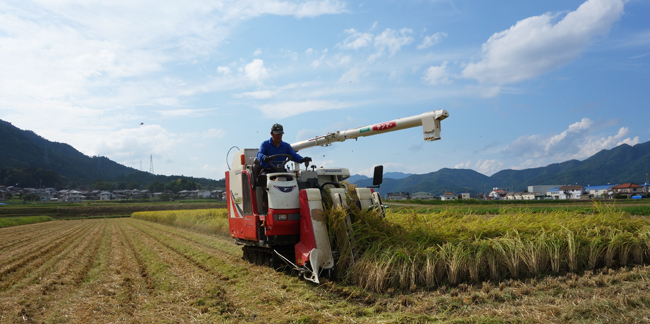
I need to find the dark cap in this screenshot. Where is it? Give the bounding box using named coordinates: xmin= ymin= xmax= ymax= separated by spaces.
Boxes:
xmin=271 ymin=123 xmax=284 ymax=134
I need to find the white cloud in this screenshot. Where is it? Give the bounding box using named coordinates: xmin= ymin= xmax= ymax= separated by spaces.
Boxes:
xmin=373 ymin=28 xmax=414 ymax=57
xmin=234 ymin=90 xmax=277 ymax=99
xmin=339 ymin=29 xmax=374 ymax=50
xmin=95 ymin=125 xmax=180 ymax=157
xmin=422 ymin=61 xmax=451 ymax=85
xmin=245 ymin=59 xmax=269 ymax=82
xmin=501 ymin=118 xmax=639 ymax=166
xmin=217 ymin=66 xmax=232 ymax=75
xmin=203 ymin=128 xmax=226 ymax=138
xmin=417 ymin=32 xmax=447 ymax=49
xmin=253 ymin=48 xmax=262 ymax=56
xmin=306 ymin=48 xmax=314 ymax=54
xmin=157 ymin=108 xmax=218 ymax=117
xmin=339 ymin=67 xmax=363 ymax=83
xmin=462 ymin=0 xmax=624 ymax=85
xmin=455 ymin=159 xmax=504 ymax=176
xmin=338 ymin=55 xmax=352 ymax=65
xmin=257 ymin=100 xmax=353 ymax=119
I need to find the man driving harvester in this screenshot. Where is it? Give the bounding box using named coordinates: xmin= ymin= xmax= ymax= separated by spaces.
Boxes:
xmin=258 ymin=123 xmax=312 ymax=175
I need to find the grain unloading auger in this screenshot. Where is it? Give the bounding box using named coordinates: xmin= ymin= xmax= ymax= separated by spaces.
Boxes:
xmin=226 ymin=109 xmax=449 ymax=283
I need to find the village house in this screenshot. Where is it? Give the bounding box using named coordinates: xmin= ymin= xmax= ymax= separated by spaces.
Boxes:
xmin=62 ymin=190 xmax=84 ymax=202
xmin=522 ymin=192 xmax=544 ymax=200
xmin=548 ymin=185 xmax=585 ymax=200
xmin=457 ymin=192 xmax=471 ymax=200
xmin=99 ymin=191 xmax=113 ymax=201
xmin=611 ymin=183 xmax=645 ymax=198
xmin=584 ymin=184 xmax=617 ymax=199
xmin=488 ymin=188 xmax=506 ymax=200
xmin=440 ymin=192 xmax=456 ymax=201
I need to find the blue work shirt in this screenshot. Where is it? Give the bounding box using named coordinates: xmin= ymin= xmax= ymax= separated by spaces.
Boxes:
xmin=257 ymin=138 xmax=304 ymax=169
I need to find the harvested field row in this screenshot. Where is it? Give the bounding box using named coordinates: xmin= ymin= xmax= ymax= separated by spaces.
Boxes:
xmin=0 ymin=219 xmax=73 ymax=252
xmin=3 ymin=218 xmax=650 ymax=322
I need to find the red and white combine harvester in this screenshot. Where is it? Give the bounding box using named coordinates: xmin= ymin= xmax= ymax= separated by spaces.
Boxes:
xmin=226 ymin=109 xmax=449 ymax=283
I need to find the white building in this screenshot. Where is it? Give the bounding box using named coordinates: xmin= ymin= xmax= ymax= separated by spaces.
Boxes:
xmin=99 ymin=191 xmax=112 ymax=201
xmin=440 ymin=193 xmax=456 ymax=201
xmin=522 ymin=192 xmax=544 ymax=200
xmin=488 ymin=188 xmax=506 ymax=200
xmin=457 ymin=192 xmax=471 ymax=200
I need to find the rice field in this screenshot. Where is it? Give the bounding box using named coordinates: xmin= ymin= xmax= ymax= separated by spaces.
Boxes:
xmin=0 ymin=216 xmax=55 ymax=228
xmin=133 ymin=203 xmax=650 ymax=293
xmin=3 ymin=215 xmax=650 ymax=322
xmin=335 ymin=203 xmax=650 ymax=292
xmin=132 ymin=208 xmax=230 ymax=236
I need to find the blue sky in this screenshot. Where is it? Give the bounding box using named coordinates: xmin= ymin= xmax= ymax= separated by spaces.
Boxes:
xmin=1 ymin=0 xmax=648 ymax=180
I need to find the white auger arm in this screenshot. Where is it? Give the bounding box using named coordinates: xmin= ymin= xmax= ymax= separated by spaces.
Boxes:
xmin=290 ymin=109 xmax=449 ymax=152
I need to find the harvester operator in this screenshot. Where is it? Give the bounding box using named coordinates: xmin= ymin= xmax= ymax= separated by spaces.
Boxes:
xmin=258 ymin=123 xmax=312 ymax=174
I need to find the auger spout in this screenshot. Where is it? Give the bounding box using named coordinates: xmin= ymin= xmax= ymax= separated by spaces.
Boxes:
xmin=290 ymin=109 xmax=449 ymax=152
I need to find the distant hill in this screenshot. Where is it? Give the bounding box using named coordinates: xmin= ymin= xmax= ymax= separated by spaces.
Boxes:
xmin=348 ymin=171 xmax=413 ymax=184
xmin=384 ymin=172 xmax=412 ymax=179
xmin=352 ymin=141 xmax=650 ymax=196
xmin=0 ymin=119 xmax=224 ymax=189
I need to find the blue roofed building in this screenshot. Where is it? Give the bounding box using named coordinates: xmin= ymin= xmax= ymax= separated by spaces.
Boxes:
xmin=584 ymin=184 xmax=618 ymax=199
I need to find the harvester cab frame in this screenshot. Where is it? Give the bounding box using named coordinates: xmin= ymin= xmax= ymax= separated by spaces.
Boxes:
xmin=226 ymin=109 xmax=449 ymax=283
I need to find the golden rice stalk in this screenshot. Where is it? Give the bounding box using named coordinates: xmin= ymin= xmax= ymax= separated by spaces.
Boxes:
xmin=546 ymin=232 xmax=566 ymax=273
xmin=585 ymin=231 xmax=607 ymax=270
xmin=440 ymin=242 xmax=468 ymax=285
xmin=521 ymin=231 xmax=548 ymax=276
xmin=493 ymin=234 xmax=522 ymax=279
xmin=565 ymin=229 xmax=580 ymax=272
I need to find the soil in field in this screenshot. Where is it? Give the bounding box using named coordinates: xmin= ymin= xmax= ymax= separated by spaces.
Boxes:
xmin=2 ymin=218 xmax=650 ymax=323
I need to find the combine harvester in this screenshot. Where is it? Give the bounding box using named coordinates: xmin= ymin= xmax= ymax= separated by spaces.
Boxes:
xmin=225 ymin=109 xmax=449 ymax=283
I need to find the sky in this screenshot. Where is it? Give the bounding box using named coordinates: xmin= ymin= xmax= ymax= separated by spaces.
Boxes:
xmin=1 ymin=0 xmax=649 ymax=180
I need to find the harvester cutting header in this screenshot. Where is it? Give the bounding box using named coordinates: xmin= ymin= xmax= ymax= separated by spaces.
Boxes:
xmin=226 ymin=109 xmax=449 ymax=283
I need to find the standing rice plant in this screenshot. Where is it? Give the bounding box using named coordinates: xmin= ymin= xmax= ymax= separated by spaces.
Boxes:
xmin=393 ymin=248 xmax=417 ymax=290
xmin=485 ymin=240 xmax=501 ymax=281
xmin=493 ymin=233 xmax=522 ymax=279
xmin=639 ymin=229 xmax=650 ymax=261
xmin=467 ymin=240 xmax=488 ymax=283
xmin=348 ymin=247 xmax=394 ymax=292
xmin=420 ymin=247 xmax=442 ymax=288
xmin=614 ymin=232 xmax=636 ymax=267
xmin=632 ymin=234 xmax=644 ymax=264
xmin=521 ymin=231 xmax=549 ymax=276
xmin=585 ymin=231 xmax=607 ymax=270
xmin=604 ymin=230 xmax=622 ymax=268
xmin=440 ymin=242 xmax=468 ymax=285
xmin=565 ymin=229 xmax=580 ymax=272
xmin=546 ymin=232 xmax=566 ymax=273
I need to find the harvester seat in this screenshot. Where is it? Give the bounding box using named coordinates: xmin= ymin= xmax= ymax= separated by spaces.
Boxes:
xmin=252 ymin=158 xmax=266 ymax=189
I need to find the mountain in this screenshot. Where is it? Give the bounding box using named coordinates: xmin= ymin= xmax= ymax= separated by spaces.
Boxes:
xmin=348 ymin=172 xmax=412 ymax=184
xmin=354 ymin=168 xmax=492 ymax=196
xmin=347 ymin=174 xmax=369 ymax=183
xmin=0 ymin=119 xmax=223 ymax=189
xmin=351 ymin=141 xmax=650 ymax=196
xmin=384 ymin=172 xmax=412 ymax=179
